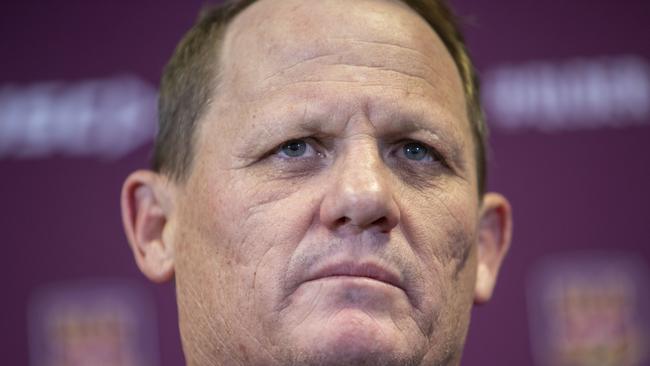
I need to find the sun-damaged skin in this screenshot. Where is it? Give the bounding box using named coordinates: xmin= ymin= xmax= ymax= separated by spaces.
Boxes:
xmin=121 ymin=0 xmax=513 ymax=365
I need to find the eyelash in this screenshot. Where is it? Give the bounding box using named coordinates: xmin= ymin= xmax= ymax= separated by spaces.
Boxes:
xmin=275 ymin=138 xmax=324 ymax=159
xmin=271 ymin=138 xmax=448 ymax=169
xmin=394 ymin=140 xmax=448 ymax=167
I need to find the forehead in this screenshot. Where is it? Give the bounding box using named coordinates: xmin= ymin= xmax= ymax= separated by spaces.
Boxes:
xmin=221 ymin=0 xmax=461 ymax=93
xmin=206 ymin=0 xmax=471 ymax=150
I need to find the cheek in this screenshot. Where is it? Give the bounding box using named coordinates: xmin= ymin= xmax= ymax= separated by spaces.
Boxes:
xmin=401 ymin=184 xmax=479 ymax=317
xmin=176 ymin=169 xmax=323 ymax=306
xmin=406 ymin=187 xmax=477 ymax=261
xmin=172 ymin=171 xmax=324 ymax=356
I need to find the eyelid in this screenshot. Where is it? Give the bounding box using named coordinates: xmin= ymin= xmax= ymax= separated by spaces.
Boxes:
xmin=394 ymin=139 xmax=449 ymax=166
xmin=274 ymin=137 xmax=324 ymax=158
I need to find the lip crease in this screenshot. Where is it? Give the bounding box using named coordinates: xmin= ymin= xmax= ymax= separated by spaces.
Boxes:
xmin=304 ymin=261 xmax=405 ymax=292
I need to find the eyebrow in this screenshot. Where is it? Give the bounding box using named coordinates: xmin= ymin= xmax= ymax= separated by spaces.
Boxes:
xmin=378 ymin=117 xmax=467 ymax=171
xmin=235 ymin=90 xmax=469 ymax=171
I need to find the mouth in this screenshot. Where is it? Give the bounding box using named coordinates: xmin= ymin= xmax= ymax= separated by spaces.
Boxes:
xmin=303 ymin=261 xmax=405 ymax=293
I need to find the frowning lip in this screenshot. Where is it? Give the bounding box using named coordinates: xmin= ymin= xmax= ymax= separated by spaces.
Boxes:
xmin=303 ymin=261 xmax=405 ymax=292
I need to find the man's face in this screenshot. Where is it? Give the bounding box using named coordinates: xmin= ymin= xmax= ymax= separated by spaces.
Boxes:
xmin=172 ymin=0 xmax=480 ymax=365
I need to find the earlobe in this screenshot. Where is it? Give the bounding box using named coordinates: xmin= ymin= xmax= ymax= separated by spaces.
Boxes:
xmin=474 ymin=192 xmax=513 ymax=304
xmin=121 ymin=170 xmax=176 ymax=283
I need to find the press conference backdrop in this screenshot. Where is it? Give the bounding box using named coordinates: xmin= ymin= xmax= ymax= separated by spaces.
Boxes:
xmin=1 ymin=0 xmax=648 ymax=365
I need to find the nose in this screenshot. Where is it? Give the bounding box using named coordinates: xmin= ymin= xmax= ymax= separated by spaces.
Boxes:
xmin=319 ymin=140 xmax=400 ymax=234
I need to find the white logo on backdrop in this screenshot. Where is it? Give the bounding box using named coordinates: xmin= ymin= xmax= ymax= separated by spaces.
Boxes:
xmin=0 ymin=75 xmax=157 ymax=159
xmin=483 ymin=56 xmax=650 ymax=131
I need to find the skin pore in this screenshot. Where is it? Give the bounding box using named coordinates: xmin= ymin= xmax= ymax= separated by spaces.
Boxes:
xmin=121 ymin=0 xmax=512 ymax=365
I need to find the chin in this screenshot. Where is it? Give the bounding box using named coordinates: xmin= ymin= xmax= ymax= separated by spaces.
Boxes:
xmin=289 ymin=308 xmax=422 ymax=366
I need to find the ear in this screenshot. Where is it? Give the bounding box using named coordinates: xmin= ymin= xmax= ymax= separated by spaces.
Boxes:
xmin=474 ymin=192 xmax=513 ymax=304
xmin=120 ymin=170 xmax=176 ymax=283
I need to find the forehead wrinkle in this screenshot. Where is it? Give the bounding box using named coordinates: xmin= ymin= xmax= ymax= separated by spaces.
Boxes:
xmin=258 ymin=42 xmax=454 ymax=94
xmin=329 ymin=37 xmax=443 ymax=73
xmin=234 ymin=78 xmax=465 ymax=144
xmin=263 ymin=64 xmax=441 ymax=100
xmin=267 ymin=80 xmax=463 ymax=134
xmin=261 ymin=39 xmax=442 ymax=85
xmin=262 ymin=53 xmax=337 ymax=83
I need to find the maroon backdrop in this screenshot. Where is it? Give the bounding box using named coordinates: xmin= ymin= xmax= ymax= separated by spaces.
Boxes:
xmin=2 ymin=0 xmax=649 ymax=365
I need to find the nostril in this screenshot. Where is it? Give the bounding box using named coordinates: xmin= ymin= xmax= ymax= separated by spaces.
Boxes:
xmin=372 ymin=217 xmax=387 ymax=227
xmin=335 ymin=217 xmax=350 ymax=226
xmin=332 ymin=216 xmax=392 ymax=231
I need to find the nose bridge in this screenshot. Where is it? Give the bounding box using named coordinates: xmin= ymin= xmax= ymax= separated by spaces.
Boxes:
xmin=339 ymin=135 xmax=386 ymax=193
xmin=320 ymin=134 xmax=400 ymax=233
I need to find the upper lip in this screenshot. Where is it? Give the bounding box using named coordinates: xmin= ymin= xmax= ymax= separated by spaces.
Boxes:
xmin=304 ymin=261 xmax=405 ymax=292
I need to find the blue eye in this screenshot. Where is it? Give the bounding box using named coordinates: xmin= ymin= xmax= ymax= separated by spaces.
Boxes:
xmin=281 ymin=139 xmax=308 ymax=157
xmin=403 ymin=142 xmax=429 ymax=161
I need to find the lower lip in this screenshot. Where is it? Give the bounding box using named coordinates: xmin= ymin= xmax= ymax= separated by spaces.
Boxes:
xmin=295 ymin=276 xmax=407 ymax=309
xmin=289 ymin=276 xmax=409 ymax=314
xmin=305 ymin=275 xmax=403 ymax=292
